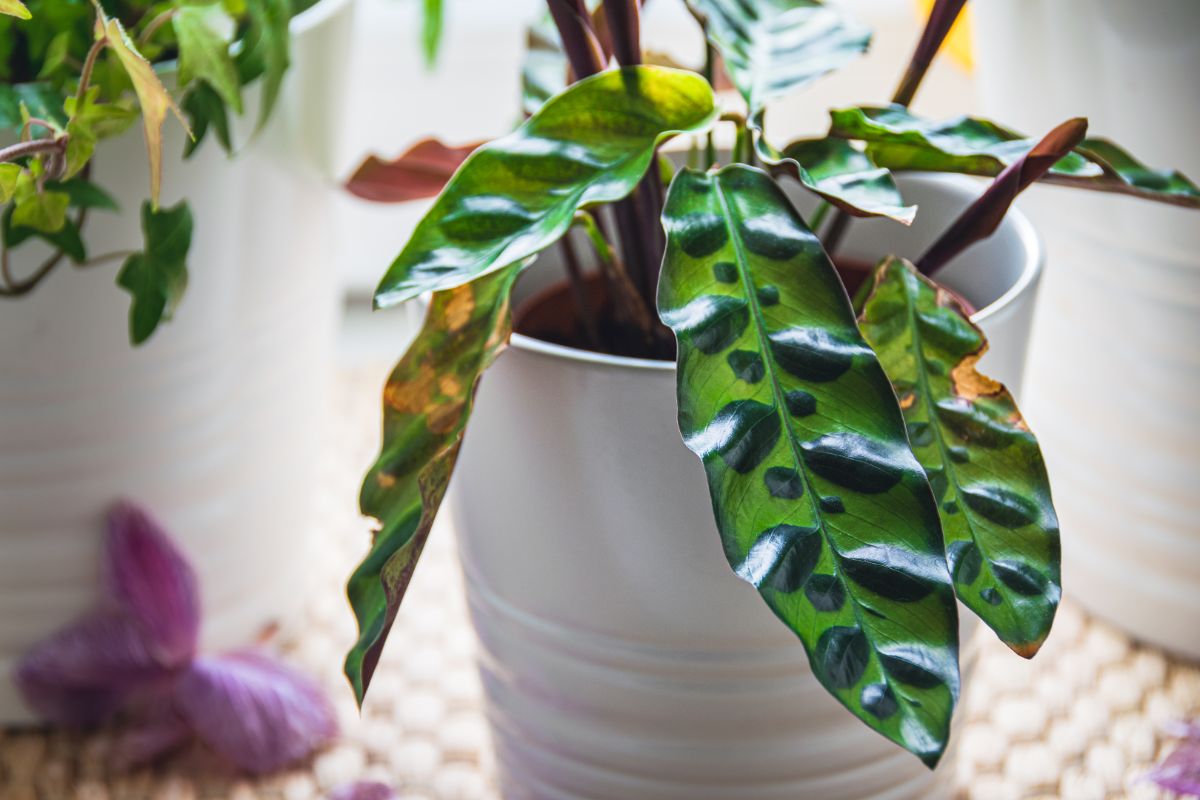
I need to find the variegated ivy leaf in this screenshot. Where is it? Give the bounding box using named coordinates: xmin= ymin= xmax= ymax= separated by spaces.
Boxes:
xmin=348 ymin=265 xmax=522 ymax=704
xmin=659 ymin=164 xmax=959 ymax=766
xmin=687 ymin=0 xmax=870 ymax=126
xmin=859 ymin=258 xmax=1061 ymax=657
xmin=373 ymin=66 xmax=718 ymax=308
xmin=96 ymin=15 xmax=189 ymax=207
xmin=830 ymin=105 xmax=1200 ymax=208
xmin=0 ymin=0 xmax=30 ymax=20
xmin=762 ymin=135 xmax=916 ymax=223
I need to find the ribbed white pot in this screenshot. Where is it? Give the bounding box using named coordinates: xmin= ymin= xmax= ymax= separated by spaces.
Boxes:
xmin=972 ymin=0 xmax=1200 ymax=658
xmin=450 ymin=174 xmax=1043 ymax=799
xmin=0 ymin=0 xmax=355 ymax=723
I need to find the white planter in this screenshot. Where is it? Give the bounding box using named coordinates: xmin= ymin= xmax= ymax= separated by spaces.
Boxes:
xmin=0 ymin=0 xmax=355 ymax=723
xmin=972 ymin=0 xmax=1200 ymax=658
xmin=450 ymin=174 xmax=1043 ymax=799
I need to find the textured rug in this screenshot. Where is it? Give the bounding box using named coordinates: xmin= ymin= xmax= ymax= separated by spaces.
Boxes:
xmin=0 ymin=367 xmax=1196 ymax=800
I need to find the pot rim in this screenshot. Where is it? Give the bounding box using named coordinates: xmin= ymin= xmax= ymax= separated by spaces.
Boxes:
xmin=509 ymin=172 xmax=1045 ymax=373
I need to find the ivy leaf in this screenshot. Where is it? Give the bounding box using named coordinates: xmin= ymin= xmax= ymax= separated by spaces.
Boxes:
xmin=11 ymin=174 xmax=69 ymax=233
xmin=658 ymin=164 xmax=959 ymax=766
xmin=374 ymin=66 xmax=718 ymax=308
xmin=764 ymin=135 xmax=916 ymax=223
xmin=46 ymin=178 xmax=119 ymax=212
xmin=0 ymin=163 xmax=20 ymax=202
xmin=97 ymin=15 xmax=190 ymax=207
xmin=36 ymin=31 xmax=71 ymax=79
xmin=0 ymin=82 xmax=67 ymax=131
xmin=859 ymin=258 xmax=1061 ymax=657
xmin=117 ymin=201 xmax=193 ymax=345
xmin=348 ymin=264 xmax=522 ymax=704
xmin=345 ymin=138 xmax=479 ymax=204
xmin=830 ymin=105 xmax=1200 ymax=208
xmin=687 ymin=0 xmax=870 ymax=124
xmin=2 ymin=205 xmax=86 ymax=263
xmin=63 ymin=90 xmax=140 ymax=180
xmin=173 ymin=5 xmax=242 ymax=114
xmin=0 ymin=0 xmax=30 ymax=20
xmin=181 ymin=82 xmax=233 ymax=157
xmin=235 ymin=0 xmax=290 ymax=129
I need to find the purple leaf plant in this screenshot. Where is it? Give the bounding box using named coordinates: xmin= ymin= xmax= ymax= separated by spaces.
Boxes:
xmin=1145 ymin=720 xmax=1200 ymax=797
xmin=329 ymin=781 xmax=398 ymax=800
xmin=15 ymin=501 xmax=337 ymax=775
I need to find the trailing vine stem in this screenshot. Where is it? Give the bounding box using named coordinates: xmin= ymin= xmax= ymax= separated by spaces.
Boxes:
xmin=0 ymin=138 xmax=66 ymax=165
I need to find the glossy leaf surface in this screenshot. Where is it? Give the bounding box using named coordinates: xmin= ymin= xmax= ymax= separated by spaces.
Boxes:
xmin=762 ymin=135 xmax=916 ymax=223
xmin=659 ymin=165 xmax=959 ymax=765
xmin=117 ymin=201 xmax=193 ymax=345
xmin=346 ymin=138 xmax=479 ymax=204
xmin=348 ymin=265 xmax=521 ymax=704
xmin=859 ymin=258 xmax=1060 ymax=656
xmin=831 ymin=105 xmax=1200 ymax=208
xmin=688 ymin=0 xmax=869 ymax=123
xmin=374 ymin=66 xmax=717 ymax=308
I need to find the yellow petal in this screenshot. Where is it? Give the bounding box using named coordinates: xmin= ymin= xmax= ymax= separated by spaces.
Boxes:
xmin=97 ymin=16 xmax=190 ymax=207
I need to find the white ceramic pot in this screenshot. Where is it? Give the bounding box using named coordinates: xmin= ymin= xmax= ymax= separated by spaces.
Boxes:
xmin=0 ymin=0 xmax=355 ymax=723
xmin=972 ymin=0 xmax=1200 ymax=658
xmin=449 ymin=174 xmax=1043 ymax=799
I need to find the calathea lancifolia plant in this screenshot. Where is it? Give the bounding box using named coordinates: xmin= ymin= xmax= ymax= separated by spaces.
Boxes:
xmin=345 ymin=0 xmax=1200 ymax=764
xmin=0 ymin=0 xmax=299 ymax=343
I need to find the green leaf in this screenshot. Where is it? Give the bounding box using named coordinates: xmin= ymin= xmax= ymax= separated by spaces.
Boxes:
xmin=374 ymin=65 xmax=718 ymax=308
xmin=830 ymin=106 xmax=1200 ymax=208
xmin=421 ymin=0 xmax=443 ymax=68
xmin=0 ymin=82 xmax=67 ymax=131
xmin=658 ymin=164 xmax=959 ymax=766
xmin=2 ymin=205 xmax=86 ymax=263
xmin=688 ymin=0 xmax=870 ymax=123
xmin=0 ymin=163 xmax=20 ymax=202
xmin=347 ymin=264 xmax=522 ymax=704
xmin=12 ymin=185 xmax=69 ymax=233
xmin=36 ymin=31 xmax=71 ymax=78
xmin=236 ymin=0 xmax=291 ymax=129
xmin=0 ymin=0 xmax=30 ymax=20
xmin=173 ymin=4 xmax=243 ymax=114
xmin=859 ymin=258 xmax=1061 ymax=657
xmin=62 ymin=90 xmax=139 ymax=180
xmin=117 ymin=201 xmax=193 ymax=345
xmin=46 ymin=178 xmax=119 ymax=211
xmin=181 ymin=80 xmax=233 ymax=157
xmin=763 ymin=135 xmax=916 ymax=223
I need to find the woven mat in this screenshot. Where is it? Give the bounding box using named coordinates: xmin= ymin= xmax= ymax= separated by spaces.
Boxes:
xmin=1 ymin=366 xmax=1197 ymax=800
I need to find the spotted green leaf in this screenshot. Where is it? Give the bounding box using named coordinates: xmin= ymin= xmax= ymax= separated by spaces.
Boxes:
xmin=117 ymin=201 xmax=193 ymax=345
xmin=761 ymin=135 xmax=916 ymax=223
xmin=659 ymin=164 xmax=959 ymax=766
xmin=859 ymin=258 xmax=1061 ymax=657
xmin=831 ymin=105 xmax=1200 ymax=208
xmin=347 ymin=265 xmax=521 ymax=705
xmin=374 ymin=66 xmax=718 ymax=308
xmin=688 ymin=0 xmax=869 ymax=125
xmin=173 ymin=5 xmax=243 ymax=114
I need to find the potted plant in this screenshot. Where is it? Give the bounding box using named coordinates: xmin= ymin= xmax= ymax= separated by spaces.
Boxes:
xmin=343 ymin=0 xmax=1198 ymax=794
xmin=972 ymin=0 xmax=1200 ymax=658
xmin=0 ymin=0 xmax=355 ymax=723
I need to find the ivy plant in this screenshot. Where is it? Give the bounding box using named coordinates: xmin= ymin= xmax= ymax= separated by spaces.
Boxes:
xmin=0 ymin=0 xmax=303 ymax=343
xmin=345 ymin=0 xmax=1200 ymax=765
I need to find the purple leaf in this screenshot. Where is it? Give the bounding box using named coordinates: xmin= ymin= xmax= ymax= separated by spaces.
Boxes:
xmin=1147 ymin=722 xmax=1200 ymax=797
xmin=329 ymin=782 xmax=398 ymax=800
xmin=15 ymin=613 xmax=171 ymax=726
xmin=112 ymin=707 xmax=193 ymax=769
xmin=174 ymin=651 xmax=337 ymax=774
xmin=105 ymin=501 xmax=200 ymax=668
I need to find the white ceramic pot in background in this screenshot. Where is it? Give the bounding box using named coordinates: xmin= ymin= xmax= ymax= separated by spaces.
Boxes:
xmin=973 ymin=0 xmax=1200 ymax=658
xmin=450 ymin=174 xmax=1042 ymax=799
xmin=0 ymin=0 xmax=355 ymax=723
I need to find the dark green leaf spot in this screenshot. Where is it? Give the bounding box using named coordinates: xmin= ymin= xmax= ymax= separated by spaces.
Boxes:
xmin=712 ymin=260 xmax=738 ymax=283
xmin=947 ymin=540 xmax=981 ymax=586
xmin=768 ymin=328 xmax=862 ymax=382
xmin=763 ymin=467 xmax=803 ymax=500
xmin=686 ymin=399 xmax=781 ymax=474
xmin=804 ymin=574 xmax=845 ymax=612
xmin=757 ymin=284 xmax=780 ymax=306
xmin=802 ymin=433 xmax=907 ymax=494
xmin=961 ymin=484 xmax=1040 ymax=529
xmin=660 ymin=294 xmax=750 ymax=355
xmin=677 ymin=212 xmax=728 ymax=258
xmin=819 ymin=495 xmax=845 ymax=513
xmin=981 ymin=587 xmax=1002 ymax=606
xmin=816 ymin=626 xmax=869 ymax=689
xmin=727 ymin=349 xmax=765 ymax=383
xmin=735 ymin=524 xmax=820 ymax=592
xmin=784 ymin=389 xmax=817 ymax=417
xmin=839 ymin=545 xmax=942 ymax=602
xmin=991 ymin=560 xmax=1050 ymax=598
xmin=740 ymin=216 xmax=808 ymax=260
xmin=861 ymin=683 xmax=899 ymax=719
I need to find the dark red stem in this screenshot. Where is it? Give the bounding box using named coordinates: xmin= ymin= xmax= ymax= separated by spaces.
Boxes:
xmin=892 ymin=0 xmax=968 ymax=107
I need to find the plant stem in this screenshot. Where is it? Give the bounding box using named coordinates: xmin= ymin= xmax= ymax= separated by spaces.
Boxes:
xmin=575 ymin=210 xmax=654 ymax=336
xmin=823 ymin=0 xmax=969 ymax=258
xmin=74 ymin=38 xmax=108 ymax=109
xmin=0 ymin=167 xmax=92 ymax=298
xmin=601 ymin=0 xmax=640 ymax=68
xmin=0 ymin=138 xmax=65 ymax=164
xmin=558 ymin=235 xmax=601 ymax=347
xmin=79 ymin=250 xmax=136 ymax=268
xmin=809 ymin=201 xmax=832 ymax=231
xmin=138 ymin=8 xmax=177 ymax=47
xmin=547 ymin=0 xmax=605 ymax=78
xmin=703 ymin=40 xmax=717 ymax=168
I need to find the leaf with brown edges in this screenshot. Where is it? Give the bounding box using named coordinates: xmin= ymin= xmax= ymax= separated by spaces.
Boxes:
xmin=346 ymin=264 xmax=521 ymax=705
